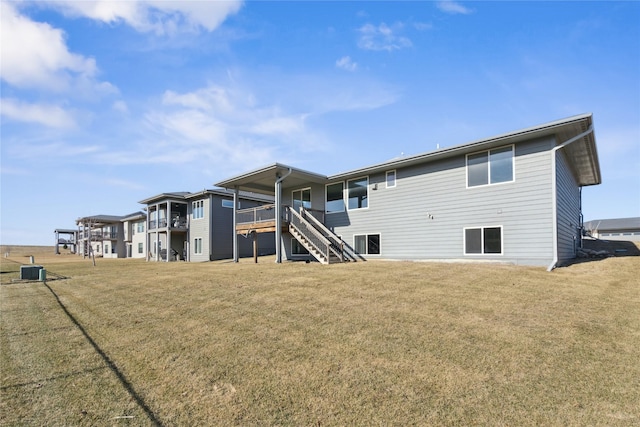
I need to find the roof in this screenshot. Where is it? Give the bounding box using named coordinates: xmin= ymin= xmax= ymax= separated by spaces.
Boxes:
xmin=215 ymin=114 xmax=601 ymax=193
xmin=183 ymin=188 xmax=275 ymax=203
xmin=76 ymin=214 xmax=125 ymax=226
xmin=120 ymin=211 xmax=146 ymax=222
xmin=215 ymin=163 xmax=328 ymax=196
xmin=584 ymin=217 xmax=640 ymax=232
xmin=138 ymin=192 xmax=192 ymax=205
xmin=54 ymin=229 xmax=78 ymax=233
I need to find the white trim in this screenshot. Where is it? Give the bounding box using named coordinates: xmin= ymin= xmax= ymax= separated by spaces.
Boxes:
xmin=466 ymin=144 xmax=515 ymax=189
xmin=463 ymin=225 xmax=504 ymax=255
xmin=385 ymin=170 xmax=396 ymax=188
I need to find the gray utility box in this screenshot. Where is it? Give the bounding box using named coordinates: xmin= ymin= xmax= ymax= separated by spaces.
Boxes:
xmin=20 ymin=265 xmax=43 ymax=280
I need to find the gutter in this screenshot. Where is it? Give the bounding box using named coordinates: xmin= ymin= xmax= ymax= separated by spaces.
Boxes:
xmin=547 ymin=125 xmax=594 ymax=271
xmin=275 ymin=168 xmax=293 ymax=263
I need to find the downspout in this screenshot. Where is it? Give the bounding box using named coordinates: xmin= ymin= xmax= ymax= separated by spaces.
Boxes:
xmin=275 ymin=168 xmax=293 ymax=263
xmin=233 ymin=188 xmax=239 ymax=262
xmin=547 ymin=125 xmax=594 ymax=271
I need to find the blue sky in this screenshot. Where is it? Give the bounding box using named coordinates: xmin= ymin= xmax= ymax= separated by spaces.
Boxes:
xmin=1 ymin=0 xmax=639 ymax=246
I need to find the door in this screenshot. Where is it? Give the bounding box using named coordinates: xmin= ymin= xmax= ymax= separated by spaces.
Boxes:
xmin=292 ymin=188 xmax=311 ymax=212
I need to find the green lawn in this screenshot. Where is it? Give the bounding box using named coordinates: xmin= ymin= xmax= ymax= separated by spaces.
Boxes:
xmin=1 ymin=249 xmax=639 ymax=426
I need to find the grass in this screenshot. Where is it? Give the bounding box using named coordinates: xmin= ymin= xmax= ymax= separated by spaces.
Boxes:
xmin=1 ymin=246 xmax=639 ymax=426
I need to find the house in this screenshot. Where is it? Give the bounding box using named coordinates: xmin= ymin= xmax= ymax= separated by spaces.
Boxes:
xmin=76 ymin=212 xmax=145 ymax=259
xmin=215 ymin=113 xmax=601 ymax=270
xmin=139 ymin=189 xmax=276 ymax=262
xmin=121 ymin=212 xmax=147 ymax=258
xmin=584 ymin=217 xmax=640 ymax=242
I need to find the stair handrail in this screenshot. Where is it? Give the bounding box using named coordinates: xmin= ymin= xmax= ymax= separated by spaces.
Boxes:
xmin=300 ymin=207 xmax=345 ymax=261
xmin=287 ymin=207 xmax=331 ymax=262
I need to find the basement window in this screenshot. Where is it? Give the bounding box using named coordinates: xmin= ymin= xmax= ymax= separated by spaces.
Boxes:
xmin=354 ymin=234 xmax=380 ymax=255
xmin=464 ymin=226 xmax=503 ymax=255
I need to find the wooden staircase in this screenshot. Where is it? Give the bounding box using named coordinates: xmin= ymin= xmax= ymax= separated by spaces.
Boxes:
xmin=287 ymin=207 xmax=357 ymax=264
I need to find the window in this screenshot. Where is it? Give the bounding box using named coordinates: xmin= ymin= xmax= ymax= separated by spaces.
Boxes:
xmin=137 ymin=222 xmax=144 ymax=233
xmin=194 ymin=238 xmax=202 ymax=254
xmin=193 ymin=200 xmax=204 ymax=219
xmin=326 ymin=182 xmax=345 ymax=213
xmin=104 ymin=245 xmax=109 ymax=254
xmin=464 ymin=226 xmax=503 ymax=255
xmin=291 ymin=239 xmax=309 ymax=255
xmin=347 ymin=177 xmax=368 ymax=210
xmin=222 ymin=199 xmax=234 ymax=209
xmin=138 ymin=242 xmax=143 ymax=254
xmin=386 ymin=170 xmax=396 ymax=188
xmin=354 ymin=234 xmax=380 ymax=255
xmin=292 ymin=188 xmax=311 ymax=212
xmin=467 ymin=146 xmax=514 ymax=187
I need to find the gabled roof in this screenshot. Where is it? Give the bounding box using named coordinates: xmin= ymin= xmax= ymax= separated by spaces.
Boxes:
xmin=584 ymin=217 xmax=640 ymax=232
xmin=215 ymin=114 xmax=601 ymax=193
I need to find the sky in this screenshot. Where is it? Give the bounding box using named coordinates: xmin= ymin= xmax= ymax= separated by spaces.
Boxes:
xmin=1 ymin=0 xmax=639 ymax=246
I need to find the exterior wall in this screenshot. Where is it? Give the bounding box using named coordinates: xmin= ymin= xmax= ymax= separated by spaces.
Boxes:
xmin=189 ymin=195 xmax=212 ymax=262
xmin=555 ymin=150 xmax=582 ymax=264
xmin=285 ymin=137 xmax=557 ymax=266
xmin=130 ymin=220 xmax=147 ymax=258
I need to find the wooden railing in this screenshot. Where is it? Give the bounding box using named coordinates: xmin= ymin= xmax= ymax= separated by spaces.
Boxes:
xmin=287 ymin=206 xmax=333 ymax=263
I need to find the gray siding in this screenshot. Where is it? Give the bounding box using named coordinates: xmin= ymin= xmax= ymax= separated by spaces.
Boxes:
xmin=319 ymin=137 xmax=557 ymax=266
xmin=189 ymin=196 xmax=211 ymax=262
xmin=555 ymin=150 xmax=581 ymax=264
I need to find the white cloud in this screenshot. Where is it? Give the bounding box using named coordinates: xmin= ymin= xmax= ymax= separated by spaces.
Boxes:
xmin=436 ymin=1 xmax=473 ymax=15
xmin=0 ymin=1 xmax=97 ymax=91
xmin=336 ymin=56 xmax=358 ymax=72
xmin=112 ymin=100 xmax=129 ymax=113
xmin=40 ymin=0 xmax=244 ymax=35
xmin=357 ymin=23 xmax=412 ymax=52
xmin=0 ymin=98 xmax=76 ymax=128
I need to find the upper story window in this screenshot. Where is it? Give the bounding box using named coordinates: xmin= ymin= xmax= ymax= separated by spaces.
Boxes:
xmin=192 ymin=200 xmax=204 ymax=219
xmin=221 ymin=199 xmax=234 ymax=209
xmin=347 ymin=177 xmax=368 ymax=210
xmin=136 ymin=222 xmax=144 ymax=233
xmin=467 ymin=145 xmax=514 ymax=187
xmin=386 ymin=170 xmax=396 ymax=188
xmin=326 ymin=182 xmax=345 ymax=214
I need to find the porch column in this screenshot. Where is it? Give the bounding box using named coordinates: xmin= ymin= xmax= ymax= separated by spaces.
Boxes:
xmin=233 ymin=188 xmax=239 ymax=263
xmin=155 ymin=203 xmax=160 ymax=262
xmin=275 ymin=176 xmax=282 ymax=263
xmin=166 ymin=201 xmax=171 ymax=262
xmin=55 ymin=230 xmax=59 ymax=254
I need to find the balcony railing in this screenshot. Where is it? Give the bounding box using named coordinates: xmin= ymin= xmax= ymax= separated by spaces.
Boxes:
xmin=148 ymin=217 xmax=187 ymax=230
xmin=236 ymin=204 xmax=277 ymax=225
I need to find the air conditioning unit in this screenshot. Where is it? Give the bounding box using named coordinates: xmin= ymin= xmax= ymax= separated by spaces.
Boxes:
xmin=20 ymin=265 xmax=43 ymax=280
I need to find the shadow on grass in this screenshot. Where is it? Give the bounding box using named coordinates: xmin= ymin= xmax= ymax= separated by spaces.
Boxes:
xmin=561 ymin=239 xmax=640 ymax=267
xmin=42 ymin=281 xmax=164 ymax=427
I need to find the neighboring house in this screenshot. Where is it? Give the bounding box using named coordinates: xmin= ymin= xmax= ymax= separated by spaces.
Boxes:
xmin=76 ymin=214 xmax=140 ymax=258
xmin=54 ymin=229 xmax=78 ymax=254
xmin=215 ymin=113 xmax=601 ymax=270
xmin=139 ymin=189 xmax=276 ymax=262
xmin=584 ymin=217 xmax=640 ymax=242
xmin=121 ymin=212 xmax=147 ymax=258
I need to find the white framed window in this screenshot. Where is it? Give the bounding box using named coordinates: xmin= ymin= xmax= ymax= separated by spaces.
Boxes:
xmin=194 ymin=238 xmax=203 ymax=254
xmin=326 ymin=182 xmax=345 ymax=214
xmin=292 ymin=188 xmax=311 ymax=212
xmin=464 ymin=226 xmax=503 ymax=255
xmin=354 ymin=234 xmax=380 ymax=255
xmin=222 ymin=199 xmax=235 ymax=209
xmin=291 ymin=238 xmax=309 ymax=255
xmin=386 ymin=170 xmax=396 ymax=188
xmin=192 ymin=200 xmax=204 ymax=219
xmin=347 ymin=177 xmax=369 ymax=210
xmin=138 ymin=242 xmax=143 ymax=254
xmin=137 ymin=222 xmax=144 ymax=233
xmin=467 ymin=145 xmax=514 ymax=187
